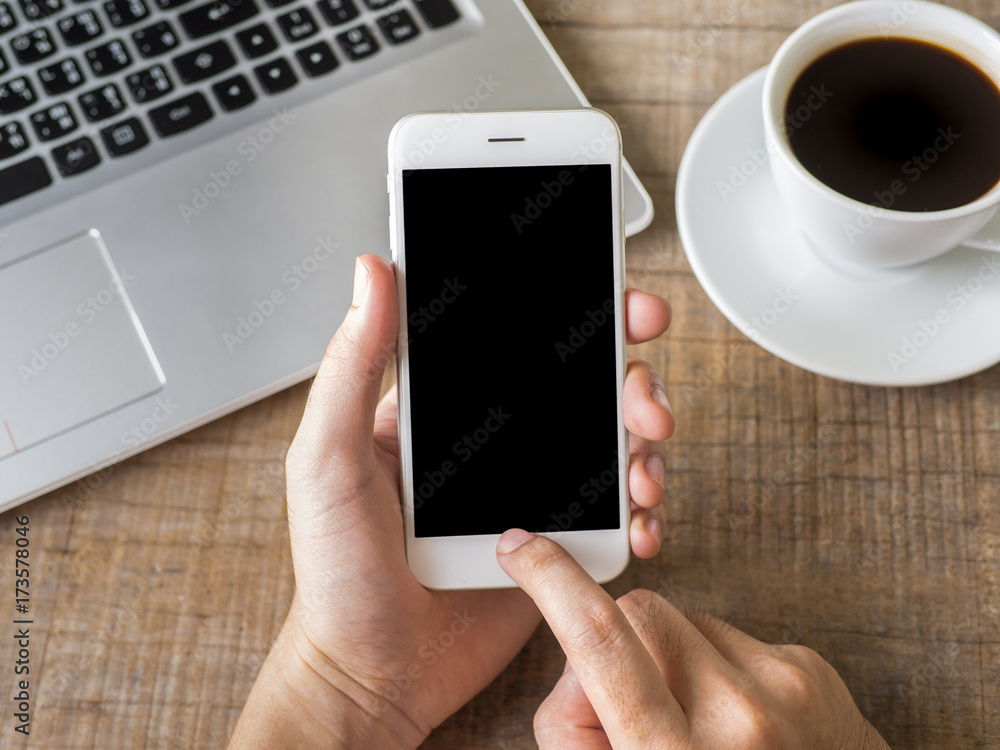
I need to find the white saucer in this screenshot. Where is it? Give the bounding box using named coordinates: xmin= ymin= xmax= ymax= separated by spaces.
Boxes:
xmin=675 ymin=68 xmax=1000 ymax=387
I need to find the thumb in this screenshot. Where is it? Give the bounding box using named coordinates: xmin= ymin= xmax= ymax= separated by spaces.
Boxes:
xmin=290 ymin=254 xmax=398 ymax=474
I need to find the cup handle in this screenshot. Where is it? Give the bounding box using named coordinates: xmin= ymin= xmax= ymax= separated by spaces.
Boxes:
xmin=960 ymin=211 xmax=1000 ymax=252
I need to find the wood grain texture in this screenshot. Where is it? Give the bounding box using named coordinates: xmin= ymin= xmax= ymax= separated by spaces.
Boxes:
xmin=3 ymin=0 xmax=1000 ymax=748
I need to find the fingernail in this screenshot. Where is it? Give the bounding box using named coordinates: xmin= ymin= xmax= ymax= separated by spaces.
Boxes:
xmin=497 ymin=528 xmax=534 ymax=554
xmin=651 ymin=385 xmax=670 ymax=410
xmin=645 ymin=516 xmax=662 ymax=542
xmin=644 ymin=454 xmax=666 ymax=489
xmin=352 ymin=257 xmax=370 ymax=308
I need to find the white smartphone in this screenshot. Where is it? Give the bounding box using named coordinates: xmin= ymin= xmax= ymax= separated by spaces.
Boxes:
xmin=388 ymin=109 xmax=629 ymax=589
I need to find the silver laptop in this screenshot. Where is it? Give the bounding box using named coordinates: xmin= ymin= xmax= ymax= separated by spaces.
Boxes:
xmin=0 ymin=0 xmax=653 ymax=510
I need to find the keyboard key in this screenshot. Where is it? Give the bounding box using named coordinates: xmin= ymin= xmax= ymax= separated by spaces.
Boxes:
xmin=235 ymin=23 xmax=275 ymax=58
xmin=17 ymin=0 xmax=61 ymax=20
xmin=77 ymin=82 xmax=124 ymax=120
xmin=0 ymin=48 xmax=8 ymax=76
xmin=277 ymin=8 xmax=319 ymax=42
xmin=30 ymin=101 xmax=77 ymax=140
xmin=0 ymin=120 xmax=28 ymax=159
xmin=0 ymin=3 xmax=17 ymax=33
xmin=52 ymin=134 xmax=100 ymax=174
xmin=276 ymin=6 xmax=316 ymax=41
xmin=335 ymin=24 xmax=377 ymax=61
xmin=412 ymin=0 xmax=457 ymax=28
xmin=0 ymin=76 xmax=36 ymax=114
xmin=148 ymin=90 xmax=212 ymax=135
xmin=0 ymin=157 xmax=51 ymax=207
xmin=131 ymin=20 xmax=178 ymax=57
xmin=103 ymin=0 xmax=148 ymax=27
xmin=100 ymin=114 xmax=148 ymax=154
xmin=264 ymin=0 xmax=293 ymax=8
xmin=316 ymin=0 xmax=356 ymax=26
xmin=253 ymin=56 xmax=296 ymax=93
xmin=211 ymin=72 xmax=254 ymax=110
xmin=376 ymin=9 xmax=417 ymax=44
xmin=179 ymin=0 xmax=258 ymax=40
xmin=85 ymin=38 xmax=130 ymax=75
xmin=38 ymin=57 xmax=85 ymax=93
xmin=172 ymin=39 xmax=234 ymax=82
xmin=362 ymin=0 xmax=394 ymax=8
xmin=58 ymin=10 xmax=103 ymax=45
xmin=11 ymin=28 xmax=57 ymax=64
xmin=125 ymin=62 xmax=172 ymax=102
xmin=152 ymin=0 xmax=193 ymax=9
xmin=295 ymin=39 xmax=337 ymax=76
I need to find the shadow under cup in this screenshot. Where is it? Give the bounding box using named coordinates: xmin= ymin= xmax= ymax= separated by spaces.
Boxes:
xmin=763 ymin=0 xmax=1000 ymax=268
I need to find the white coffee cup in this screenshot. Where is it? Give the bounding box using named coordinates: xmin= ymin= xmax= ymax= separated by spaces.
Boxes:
xmin=763 ymin=0 xmax=1000 ymax=268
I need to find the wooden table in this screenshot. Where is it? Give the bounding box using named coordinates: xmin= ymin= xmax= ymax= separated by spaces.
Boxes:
xmin=4 ymin=0 xmax=1000 ymax=747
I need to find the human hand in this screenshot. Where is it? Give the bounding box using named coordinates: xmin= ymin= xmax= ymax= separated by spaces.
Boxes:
xmin=496 ymin=530 xmax=890 ymax=750
xmin=229 ymin=254 xmax=675 ymax=749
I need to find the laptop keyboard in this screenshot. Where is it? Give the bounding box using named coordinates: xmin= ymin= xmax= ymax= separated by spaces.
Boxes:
xmin=0 ymin=0 xmax=462 ymax=208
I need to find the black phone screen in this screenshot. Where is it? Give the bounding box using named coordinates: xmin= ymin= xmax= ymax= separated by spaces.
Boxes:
xmin=402 ymin=164 xmax=620 ymax=538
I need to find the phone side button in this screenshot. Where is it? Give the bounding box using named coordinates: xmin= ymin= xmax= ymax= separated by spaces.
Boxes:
xmin=389 ymin=212 xmax=396 ymax=260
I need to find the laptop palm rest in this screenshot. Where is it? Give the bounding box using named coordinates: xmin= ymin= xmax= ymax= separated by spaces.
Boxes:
xmin=0 ymin=230 xmax=164 ymax=460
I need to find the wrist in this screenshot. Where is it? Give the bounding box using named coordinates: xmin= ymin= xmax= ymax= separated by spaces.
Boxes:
xmin=229 ymin=601 xmax=427 ymax=750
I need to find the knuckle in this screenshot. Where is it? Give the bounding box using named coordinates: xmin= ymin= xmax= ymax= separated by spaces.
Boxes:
xmin=561 ymin=601 xmax=628 ymax=658
xmin=760 ymin=650 xmax=824 ymax=713
xmin=518 ymin=536 xmax=570 ymax=579
xmin=616 ymin=587 xmax=661 ymax=614
xmin=532 ymin=693 xmax=560 ymax=740
xmin=726 ymin=690 xmax=782 ymax=747
xmin=616 ymin=588 xmax=666 ymax=638
xmin=682 ymin=607 xmax=732 ymax=640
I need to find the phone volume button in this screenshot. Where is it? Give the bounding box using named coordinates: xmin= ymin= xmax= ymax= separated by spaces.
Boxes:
xmin=389 ymin=212 xmax=396 ymax=259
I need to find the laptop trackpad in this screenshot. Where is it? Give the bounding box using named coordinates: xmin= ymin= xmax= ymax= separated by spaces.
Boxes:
xmin=0 ymin=230 xmax=164 ymax=460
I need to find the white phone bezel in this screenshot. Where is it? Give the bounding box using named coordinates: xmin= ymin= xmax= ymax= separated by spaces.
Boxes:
xmin=388 ymin=109 xmax=628 ymax=589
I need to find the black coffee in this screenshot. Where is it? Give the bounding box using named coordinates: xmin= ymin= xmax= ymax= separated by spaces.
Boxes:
xmin=785 ymin=37 xmax=1000 ymax=212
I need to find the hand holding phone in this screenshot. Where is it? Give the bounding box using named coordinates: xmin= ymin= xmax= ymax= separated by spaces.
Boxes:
xmin=228 ymin=253 xmax=672 ymax=746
